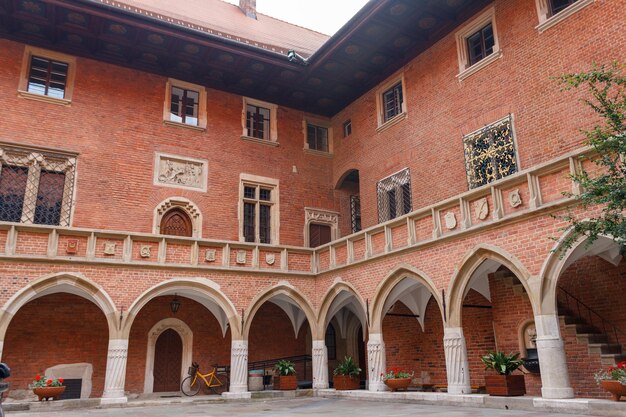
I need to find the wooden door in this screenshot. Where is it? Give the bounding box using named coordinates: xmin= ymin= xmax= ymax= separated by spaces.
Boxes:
xmin=153 ymin=329 xmax=183 ymax=392
xmin=309 ymin=223 xmax=331 ymax=248
xmin=160 ymin=208 xmax=192 ymax=237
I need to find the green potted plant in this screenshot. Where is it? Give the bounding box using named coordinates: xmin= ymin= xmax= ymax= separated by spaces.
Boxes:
xmin=333 ymin=356 xmax=361 ymax=390
xmin=29 ymin=375 xmax=65 ymax=401
xmin=382 ymin=367 xmax=413 ymax=391
xmin=273 ymin=360 xmax=297 ymax=390
xmin=594 ymin=361 xmax=626 ymax=401
xmin=481 ymin=351 xmax=526 ymax=396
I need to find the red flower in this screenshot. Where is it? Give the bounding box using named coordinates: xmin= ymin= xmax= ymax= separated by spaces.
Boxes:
xmin=59 ymin=378 xmax=64 ymax=384
xmin=35 ymin=375 xmax=41 ymax=381
xmin=46 ymin=379 xmax=52 ymax=386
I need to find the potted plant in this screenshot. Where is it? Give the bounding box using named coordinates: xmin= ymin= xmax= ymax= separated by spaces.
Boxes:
xmin=29 ymin=375 xmax=65 ymax=401
xmin=273 ymin=360 xmax=297 ymax=390
xmin=382 ymin=367 xmax=413 ymax=391
xmin=333 ymin=356 xmax=361 ymax=390
xmin=481 ymin=351 xmax=526 ymax=396
xmin=595 ymin=361 xmax=626 ymax=401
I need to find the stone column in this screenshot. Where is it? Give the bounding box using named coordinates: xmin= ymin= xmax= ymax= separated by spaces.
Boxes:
xmin=312 ymin=340 xmax=329 ymax=389
xmin=535 ymin=314 xmax=574 ymax=399
xmin=228 ymin=340 xmax=249 ymax=394
xmin=443 ymin=327 xmax=471 ymax=395
xmin=100 ymin=339 xmax=128 ymax=405
xmin=0 ymin=340 xmax=4 ymax=362
xmin=367 ymin=333 xmax=386 ymax=392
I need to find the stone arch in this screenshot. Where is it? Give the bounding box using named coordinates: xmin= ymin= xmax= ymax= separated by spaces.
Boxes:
xmin=369 ymin=264 xmax=443 ymax=334
xmin=153 ymin=197 xmax=202 ymax=238
xmin=122 ymin=278 xmax=241 ymax=340
xmin=143 ymin=318 xmax=192 ymax=394
xmin=316 ymin=279 xmax=367 ymax=340
xmin=539 ymin=230 xmax=622 ymax=315
xmin=447 ymin=244 xmax=535 ymax=328
xmin=0 ymin=272 xmax=118 ymax=357
xmin=334 ymin=168 xmax=360 ymax=190
xmin=243 ymin=281 xmax=317 ymax=340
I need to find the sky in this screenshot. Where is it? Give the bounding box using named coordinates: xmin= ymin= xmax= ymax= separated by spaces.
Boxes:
xmin=223 ymin=0 xmax=370 ymax=36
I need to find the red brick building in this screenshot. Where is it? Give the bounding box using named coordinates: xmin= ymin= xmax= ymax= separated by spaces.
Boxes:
xmin=0 ymin=0 xmax=624 ymax=405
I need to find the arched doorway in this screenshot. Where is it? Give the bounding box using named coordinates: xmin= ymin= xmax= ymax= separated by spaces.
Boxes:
xmin=160 ymin=208 xmax=193 ymax=237
xmin=153 ymin=329 xmax=183 ymax=392
xmin=336 ymin=169 xmax=361 ymax=235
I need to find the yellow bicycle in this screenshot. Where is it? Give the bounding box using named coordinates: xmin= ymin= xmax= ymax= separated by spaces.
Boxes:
xmin=181 ymin=362 xmax=227 ymax=396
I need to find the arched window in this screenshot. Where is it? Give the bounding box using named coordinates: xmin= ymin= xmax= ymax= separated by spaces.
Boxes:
xmin=160 ymin=208 xmax=192 ymax=237
xmin=325 ymin=323 xmax=337 ymax=360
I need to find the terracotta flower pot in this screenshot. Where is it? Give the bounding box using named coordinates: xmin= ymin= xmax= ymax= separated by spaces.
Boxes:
xmin=601 ymin=380 xmax=626 ymax=401
xmin=33 ymin=386 xmax=66 ymax=401
xmin=384 ymin=378 xmax=411 ymax=392
xmin=484 ymin=374 xmax=526 ymax=396
xmin=274 ymin=375 xmax=297 ymax=390
xmin=333 ymin=375 xmax=359 ymax=390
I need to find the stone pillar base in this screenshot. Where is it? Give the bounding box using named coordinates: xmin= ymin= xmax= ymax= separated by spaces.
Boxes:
xmin=447 ymin=383 xmax=472 ymax=395
xmin=222 ymin=391 xmax=252 ymax=400
xmin=541 ymin=386 xmax=575 ymax=399
xmin=368 ymin=381 xmax=388 ymax=392
xmin=100 ymin=395 xmax=128 ymax=406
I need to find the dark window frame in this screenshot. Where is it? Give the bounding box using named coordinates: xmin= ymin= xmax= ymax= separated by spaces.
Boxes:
xmin=382 ymin=82 xmax=404 ymax=123
xmin=242 ymin=183 xmax=275 ymax=244
xmin=246 ymin=104 xmax=271 ymax=140
xmin=549 ymin=0 xmax=578 ymax=16
xmin=325 ymin=324 xmax=337 ymax=361
xmin=170 ymin=86 xmax=200 ymax=126
xmin=27 ymin=55 xmax=69 ymax=99
xmin=306 ymin=123 xmax=329 ymax=152
xmin=466 ymin=23 xmax=495 ymax=66
xmin=343 ymin=120 xmax=352 ymax=137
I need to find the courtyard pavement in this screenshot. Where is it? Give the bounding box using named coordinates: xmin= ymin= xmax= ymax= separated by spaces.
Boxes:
xmin=4 ymin=397 xmax=596 ymax=417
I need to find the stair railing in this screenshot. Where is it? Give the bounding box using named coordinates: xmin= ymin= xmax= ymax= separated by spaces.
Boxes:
xmin=558 ymin=286 xmax=626 ymax=346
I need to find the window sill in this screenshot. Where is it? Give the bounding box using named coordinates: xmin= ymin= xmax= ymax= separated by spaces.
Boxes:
xmin=303 ymin=148 xmax=333 ymax=158
xmin=457 ymin=50 xmax=503 ymax=82
xmin=241 ymin=136 xmax=280 ymax=147
xmin=163 ymin=120 xmax=206 ymax=132
xmin=536 ymin=0 xmax=594 ymax=33
xmin=18 ymin=90 xmax=71 ymax=106
xmin=376 ymin=112 xmax=407 ymax=133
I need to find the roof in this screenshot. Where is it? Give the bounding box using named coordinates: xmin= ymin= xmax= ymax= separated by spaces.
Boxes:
xmin=98 ymin=0 xmax=330 ymax=57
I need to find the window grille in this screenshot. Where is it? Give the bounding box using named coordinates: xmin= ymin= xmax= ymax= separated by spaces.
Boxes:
xmin=463 ymin=115 xmax=518 ymax=189
xmin=0 ymin=144 xmax=76 ymax=226
xmin=377 ymin=168 xmax=411 ymax=223
xmin=350 ymin=195 xmax=361 ymax=233
xmin=382 ymin=82 xmax=403 ymax=122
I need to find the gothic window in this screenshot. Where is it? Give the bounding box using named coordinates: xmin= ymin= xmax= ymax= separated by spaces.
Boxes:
xmin=463 ymin=116 xmax=518 ymax=189
xmin=0 ymin=144 xmax=76 ymax=226
xmin=160 ymin=208 xmax=193 ymax=237
xmin=377 ymin=168 xmax=411 ymax=223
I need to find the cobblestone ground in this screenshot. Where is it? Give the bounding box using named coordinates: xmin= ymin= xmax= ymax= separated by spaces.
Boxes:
xmin=5 ymin=397 xmax=594 ymax=417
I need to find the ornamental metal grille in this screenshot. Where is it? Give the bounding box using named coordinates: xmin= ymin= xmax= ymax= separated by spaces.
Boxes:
xmin=377 ymin=168 xmax=411 ymax=223
xmin=350 ymin=195 xmax=361 ymax=233
xmin=463 ymin=116 xmax=518 ymax=190
xmin=0 ymin=144 xmax=76 ymax=226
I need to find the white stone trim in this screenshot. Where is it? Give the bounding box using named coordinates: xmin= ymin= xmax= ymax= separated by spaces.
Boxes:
xmin=152 ymin=197 xmax=203 ymax=238
xmin=535 ymin=0 xmax=594 ymax=33
xmin=45 ymin=363 xmax=93 ymax=399
xmin=153 ymin=152 xmax=208 ymax=192
xmin=304 ymin=207 xmax=340 ymax=247
xmin=238 ymin=173 xmax=280 ymax=244
xmin=242 ymin=97 xmax=278 ymax=143
xmin=229 ymin=340 xmax=249 ymax=393
xmin=375 ymin=73 xmax=407 ymax=130
xmin=143 ymin=318 xmax=193 ymax=394
xmin=455 ymin=6 xmax=502 ymax=81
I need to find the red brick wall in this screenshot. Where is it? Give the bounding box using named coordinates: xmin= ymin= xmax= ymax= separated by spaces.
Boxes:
xmin=462 ymin=289 xmax=496 ymax=388
xmin=330 ymin=0 xmax=625 ymax=231
xmin=3 ymin=293 xmax=109 ymax=397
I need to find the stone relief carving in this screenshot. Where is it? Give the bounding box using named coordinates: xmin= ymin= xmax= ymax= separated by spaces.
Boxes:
xmin=265 ymin=253 xmax=275 ymax=265
xmin=205 ymin=249 xmax=216 ymax=262
xmin=154 ymin=153 xmax=207 ymax=191
xmin=236 ymin=250 xmax=246 ymax=264
xmin=509 ymin=189 xmax=522 ymax=208
xmin=444 ymin=212 xmax=457 ymax=230
xmin=66 ymin=239 xmax=78 ymax=254
xmin=103 ymin=242 xmax=116 ymax=255
xmin=523 ymin=323 xmax=537 ymax=349
xmin=475 ymin=197 xmax=489 ymax=220
xmin=140 ymin=245 xmax=151 ymax=258
xmin=306 ymin=210 xmax=338 ymax=224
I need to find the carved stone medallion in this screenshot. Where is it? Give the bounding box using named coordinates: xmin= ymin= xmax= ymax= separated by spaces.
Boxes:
xmin=266 ymin=253 xmax=276 ymax=265
xmin=509 ymin=189 xmax=522 ymax=208
xmin=140 ymin=245 xmax=151 ymax=258
xmin=236 ymin=250 xmax=246 ymax=264
xmin=66 ymin=239 xmax=78 ymax=254
xmin=205 ymin=249 xmax=216 ymax=262
xmin=475 ymin=197 xmax=489 ymax=220
xmin=103 ymin=242 xmax=116 ymax=255
xmin=444 ymin=212 xmax=457 ymax=230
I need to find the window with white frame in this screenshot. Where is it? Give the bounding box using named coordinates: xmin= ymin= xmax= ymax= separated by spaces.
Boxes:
xmin=0 ymin=143 xmax=76 ymax=226
xmin=242 ymin=98 xmax=278 ymax=143
xmin=463 ymin=115 xmax=519 ymax=189
xmin=535 ymin=0 xmax=593 ymax=32
xmin=240 ymin=174 xmax=279 ymax=244
xmin=18 ymin=46 xmax=76 ymax=105
xmin=455 ymin=7 xmax=501 ymax=81
xmin=377 ymin=168 xmax=412 ymax=223
xmin=375 ymin=75 xmax=407 ymax=130
xmin=163 ymin=79 xmax=207 ymax=129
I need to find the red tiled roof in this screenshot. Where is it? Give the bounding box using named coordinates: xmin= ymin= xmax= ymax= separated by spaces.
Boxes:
xmin=100 ymin=0 xmax=330 ymax=57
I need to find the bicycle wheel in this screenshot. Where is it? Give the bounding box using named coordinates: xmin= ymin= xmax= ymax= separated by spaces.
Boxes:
xmin=209 ymin=374 xmax=228 ymax=395
xmin=181 ymin=376 xmax=201 ymax=396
